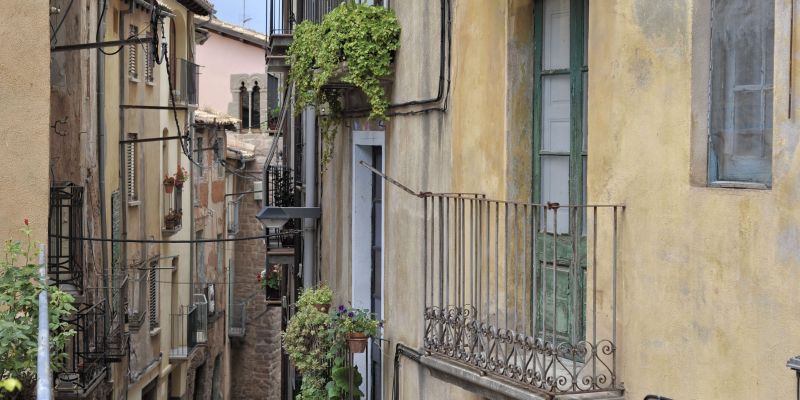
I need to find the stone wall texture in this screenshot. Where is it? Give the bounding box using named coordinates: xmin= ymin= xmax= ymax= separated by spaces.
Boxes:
xmin=229 ymin=134 xmax=283 ymax=400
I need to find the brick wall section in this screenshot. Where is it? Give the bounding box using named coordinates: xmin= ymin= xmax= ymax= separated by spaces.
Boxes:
xmin=229 ymin=133 xmax=283 ymax=400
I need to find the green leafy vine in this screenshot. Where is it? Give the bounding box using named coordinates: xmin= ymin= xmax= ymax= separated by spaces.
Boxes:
xmin=288 ymin=2 xmax=400 ymax=170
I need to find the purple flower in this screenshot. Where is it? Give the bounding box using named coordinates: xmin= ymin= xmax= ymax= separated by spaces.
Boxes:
xmin=338 ymin=305 xmax=346 ymax=312
xmin=378 ymin=322 xmax=384 ymax=328
xmin=347 ymin=311 xmax=355 ymax=318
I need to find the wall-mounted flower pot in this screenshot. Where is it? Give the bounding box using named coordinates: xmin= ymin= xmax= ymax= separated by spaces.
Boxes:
xmin=164 ymin=183 xmax=174 ymax=194
xmin=346 ymin=332 xmax=368 ymax=353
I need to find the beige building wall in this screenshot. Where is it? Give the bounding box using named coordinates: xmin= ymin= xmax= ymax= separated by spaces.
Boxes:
xmin=0 ymin=0 xmax=50 ymax=243
xmin=591 ymin=1 xmax=800 ymax=398
xmin=319 ymin=1 xmax=535 ymax=399
xmin=101 ymin=1 xmax=199 ymax=398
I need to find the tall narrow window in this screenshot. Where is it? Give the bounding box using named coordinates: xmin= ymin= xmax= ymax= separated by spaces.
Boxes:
xmin=126 ymin=133 xmax=139 ymax=202
xmin=239 ymin=83 xmax=250 ymax=129
xmin=709 ymin=0 xmax=774 ymax=186
xmin=128 ymin=25 xmax=138 ymax=80
xmin=533 ymin=0 xmax=588 ymax=344
xmin=251 ymin=82 xmax=261 ymax=129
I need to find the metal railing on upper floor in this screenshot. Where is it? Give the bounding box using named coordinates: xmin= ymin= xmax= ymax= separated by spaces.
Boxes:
xmin=422 ymin=193 xmax=624 ymax=396
xmin=173 ymin=58 xmax=199 ymax=106
xmin=268 ymin=0 xmax=348 ymax=36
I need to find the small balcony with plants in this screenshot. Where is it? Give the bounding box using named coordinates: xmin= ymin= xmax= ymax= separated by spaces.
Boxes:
xmin=162 ymin=167 xmax=187 ymax=234
xmin=283 ymin=286 xmax=384 ymax=399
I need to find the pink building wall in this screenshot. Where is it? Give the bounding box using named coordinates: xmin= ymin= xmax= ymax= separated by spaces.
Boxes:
xmin=196 ymin=31 xmax=265 ymax=114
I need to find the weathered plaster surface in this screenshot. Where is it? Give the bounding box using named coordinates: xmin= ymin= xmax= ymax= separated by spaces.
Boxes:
xmin=591 ymin=0 xmax=800 ymax=398
xmin=319 ymin=0 xmax=537 ymax=399
xmin=0 ymin=0 xmax=50 ymax=242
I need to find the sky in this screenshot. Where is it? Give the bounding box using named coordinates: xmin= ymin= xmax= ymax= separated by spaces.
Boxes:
xmin=210 ymin=0 xmax=268 ymax=34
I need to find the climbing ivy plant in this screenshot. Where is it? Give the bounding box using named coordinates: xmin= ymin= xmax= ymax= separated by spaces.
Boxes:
xmin=288 ymin=2 xmax=401 ymax=170
xmin=289 ymin=2 xmax=401 ymax=120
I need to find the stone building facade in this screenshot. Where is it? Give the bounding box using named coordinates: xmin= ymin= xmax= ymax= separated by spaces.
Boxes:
xmin=226 ymin=133 xmax=283 ymax=400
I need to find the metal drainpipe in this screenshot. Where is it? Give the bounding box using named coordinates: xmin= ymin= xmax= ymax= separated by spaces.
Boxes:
xmin=96 ymin=0 xmax=110 ymax=357
xmin=302 ymin=106 xmax=316 ymax=288
xmin=119 ymin=2 xmax=133 ymax=397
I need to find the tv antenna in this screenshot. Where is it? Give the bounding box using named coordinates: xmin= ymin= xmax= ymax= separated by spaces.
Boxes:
xmin=242 ymin=0 xmax=252 ymax=25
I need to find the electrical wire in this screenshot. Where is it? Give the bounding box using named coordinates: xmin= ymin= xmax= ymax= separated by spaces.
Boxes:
xmin=50 ymin=0 xmax=76 ymax=45
xmin=48 ymin=230 xmax=300 ymax=244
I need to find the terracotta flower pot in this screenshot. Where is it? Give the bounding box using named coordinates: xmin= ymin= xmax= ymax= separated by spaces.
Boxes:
xmin=347 ymin=332 xmax=368 ymax=353
xmin=164 ymin=183 xmax=174 ymax=194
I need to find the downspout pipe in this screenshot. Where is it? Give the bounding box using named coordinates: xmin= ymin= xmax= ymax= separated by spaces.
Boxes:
xmin=302 ymin=106 xmax=316 ymax=288
xmin=36 ymin=244 xmax=51 ymax=400
xmin=96 ymin=0 xmax=110 ymax=352
xmin=119 ymin=3 xmax=133 ymax=398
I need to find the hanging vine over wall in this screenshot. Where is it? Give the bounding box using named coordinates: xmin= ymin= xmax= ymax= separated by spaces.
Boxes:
xmin=288 ymin=1 xmax=401 ymax=120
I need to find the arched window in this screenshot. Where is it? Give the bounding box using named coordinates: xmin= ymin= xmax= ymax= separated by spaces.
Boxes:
xmin=251 ymin=82 xmax=261 ymax=129
xmin=239 ymin=82 xmax=250 ymax=128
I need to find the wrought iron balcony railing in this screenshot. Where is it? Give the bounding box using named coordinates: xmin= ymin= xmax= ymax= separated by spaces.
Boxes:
xmin=48 ymin=183 xmax=84 ymax=293
xmin=54 ymin=301 xmax=108 ymax=396
xmin=173 ymin=58 xmax=199 ymax=106
xmin=422 ymin=194 xmax=623 ymax=396
xmin=266 ymin=165 xmax=301 ymax=248
xmin=170 ymin=305 xmax=197 ymax=360
xmin=170 ymin=295 xmax=209 ymax=360
xmin=129 ymin=269 xmax=148 ymax=329
xmin=268 ymin=0 xmax=347 ymax=36
xmin=229 ymin=301 xmax=247 ymax=337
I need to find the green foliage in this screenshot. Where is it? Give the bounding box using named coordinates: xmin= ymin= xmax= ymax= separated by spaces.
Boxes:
xmin=289 ymin=2 xmax=400 ymax=171
xmin=326 ymin=366 xmax=363 ymax=399
xmin=282 ymin=308 xmax=332 ymax=374
xmin=296 ymin=286 xmax=334 ymax=310
xmin=0 ymin=378 xmax=22 ymax=394
xmin=331 ymin=305 xmax=381 ymax=337
xmin=0 ymin=227 xmax=76 ymax=383
xmin=288 ymin=2 xmax=400 ymax=120
xmin=297 ymin=373 xmax=328 ymax=400
xmin=284 ymin=289 xmax=383 ymax=400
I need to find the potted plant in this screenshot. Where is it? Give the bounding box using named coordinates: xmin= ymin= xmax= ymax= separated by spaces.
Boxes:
xmin=296 ymin=285 xmax=333 ymax=313
xmin=332 ymin=305 xmax=382 ymax=353
xmin=175 ymin=166 xmax=188 ymax=189
xmin=259 ymin=264 xmax=282 ymax=301
xmin=164 ymin=209 xmax=182 ymax=230
xmin=268 ymin=106 xmax=280 ymax=130
xmin=163 ymin=175 xmax=175 ymax=193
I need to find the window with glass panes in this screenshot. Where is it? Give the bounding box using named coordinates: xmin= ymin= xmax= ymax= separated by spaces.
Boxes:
xmin=708 ymin=0 xmax=774 ymax=186
xmin=533 ymin=0 xmax=588 ymax=344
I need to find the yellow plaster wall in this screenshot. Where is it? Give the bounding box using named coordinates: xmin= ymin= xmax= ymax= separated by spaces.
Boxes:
xmin=590 ymin=1 xmax=800 ymax=398
xmin=0 ymin=1 xmax=50 ymax=243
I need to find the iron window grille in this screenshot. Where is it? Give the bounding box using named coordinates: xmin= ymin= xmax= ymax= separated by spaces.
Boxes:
xmin=54 ymin=301 xmax=109 ymax=397
xmin=48 ymin=183 xmax=84 ymax=293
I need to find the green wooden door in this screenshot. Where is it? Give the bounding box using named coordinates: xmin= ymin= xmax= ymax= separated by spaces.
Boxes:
xmin=533 ymin=0 xmax=588 ymax=345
